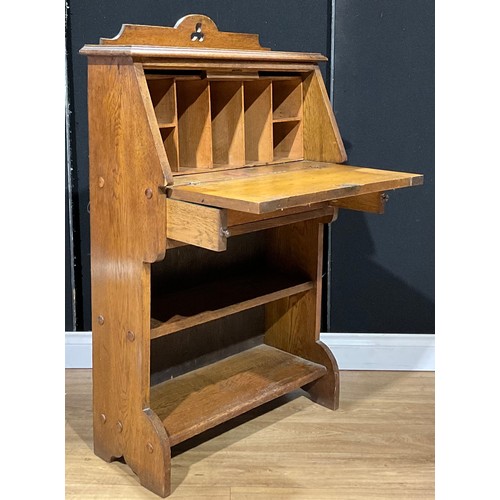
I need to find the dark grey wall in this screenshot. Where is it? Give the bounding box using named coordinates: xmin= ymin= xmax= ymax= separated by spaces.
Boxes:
xmin=65 ymin=150 xmax=74 ymax=331
xmin=65 ymin=0 xmax=434 ymax=333
xmin=330 ymin=0 xmax=434 ymax=332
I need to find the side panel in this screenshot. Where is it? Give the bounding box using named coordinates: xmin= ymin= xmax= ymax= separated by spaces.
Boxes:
xmin=303 ymin=68 xmax=347 ymax=163
xmin=88 ymin=56 xmax=171 ymax=496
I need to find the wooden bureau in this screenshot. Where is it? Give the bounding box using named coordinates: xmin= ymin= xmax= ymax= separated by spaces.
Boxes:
xmin=80 ymin=15 xmax=423 ymax=497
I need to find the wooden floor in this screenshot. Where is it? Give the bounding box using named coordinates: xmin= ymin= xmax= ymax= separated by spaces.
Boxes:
xmin=66 ymin=369 xmax=434 ymax=499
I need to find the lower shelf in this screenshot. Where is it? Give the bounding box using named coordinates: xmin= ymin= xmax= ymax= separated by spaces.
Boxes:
xmin=150 ymin=269 xmax=312 ymax=338
xmin=150 ymin=344 xmax=327 ymax=446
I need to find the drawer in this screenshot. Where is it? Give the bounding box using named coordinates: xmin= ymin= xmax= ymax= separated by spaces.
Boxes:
xmin=166 ymin=199 xmax=228 ymax=252
xmin=166 ymin=199 xmax=338 ymax=252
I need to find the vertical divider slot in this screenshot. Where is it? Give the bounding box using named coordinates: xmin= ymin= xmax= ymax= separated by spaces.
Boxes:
xmin=177 ymin=80 xmax=213 ymax=169
xmin=244 ymin=81 xmax=273 ymax=164
xmin=210 ymin=81 xmax=245 ymax=167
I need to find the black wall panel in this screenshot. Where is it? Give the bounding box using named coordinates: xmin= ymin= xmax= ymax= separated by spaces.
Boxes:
xmin=331 ymin=0 xmax=435 ymax=332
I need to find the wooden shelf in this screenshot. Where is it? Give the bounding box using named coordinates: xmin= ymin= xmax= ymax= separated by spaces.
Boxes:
xmin=272 ymin=116 xmax=301 ymax=123
xmin=150 ymin=268 xmax=312 ymax=338
xmin=150 ymin=344 xmax=327 ymax=446
xmin=157 ymin=122 xmax=176 ymax=128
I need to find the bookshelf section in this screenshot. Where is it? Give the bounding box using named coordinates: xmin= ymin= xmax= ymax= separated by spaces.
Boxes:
xmin=150 ymin=267 xmax=312 ymax=338
xmin=150 ymin=344 xmax=327 ymax=446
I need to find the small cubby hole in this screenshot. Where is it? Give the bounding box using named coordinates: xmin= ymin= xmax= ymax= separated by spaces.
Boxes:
xmin=210 ymin=81 xmax=245 ymax=166
xmin=272 ymin=77 xmax=303 ymax=121
xmin=147 ymin=77 xmax=176 ymax=126
xmin=176 ymin=80 xmax=213 ymax=168
xmin=273 ymin=120 xmax=303 ymax=161
xmin=244 ymin=80 xmax=273 ymax=164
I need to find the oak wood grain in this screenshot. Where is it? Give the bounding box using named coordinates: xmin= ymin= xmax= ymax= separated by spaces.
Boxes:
xmin=166 ymin=199 xmax=227 ymax=252
xmin=87 ymin=56 xmax=171 ymax=496
xmin=163 ymin=204 xmax=337 ymax=252
xmin=80 ymin=46 xmax=327 ymax=63
xmin=172 ymin=160 xmax=323 ymax=184
xmin=265 ymin=221 xmax=339 ymax=410
xmin=134 ymin=63 xmax=174 ymax=183
xmin=331 ymin=191 xmax=388 ymax=214
xmin=99 ymin=15 xmax=268 ymax=51
xmin=140 ymin=61 xmax=319 ymax=73
xmin=147 ymin=77 xmax=176 ymax=125
xmin=244 ymin=80 xmax=273 ymax=163
xmin=176 ymin=80 xmax=213 ymax=168
xmin=210 ymin=81 xmax=245 ymax=166
xmin=273 ymin=120 xmax=303 ymax=161
xmin=168 ymin=162 xmax=423 ymax=213
xmin=303 ymin=68 xmax=347 ymax=163
xmin=228 ymin=207 xmax=336 ymax=237
xmin=150 ymin=345 xmax=327 ymax=446
xmin=150 ymin=271 xmax=313 ymax=338
xmin=172 ymin=158 xmax=299 ymax=178
xmin=272 ymin=78 xmax=303 ymax=120
xmin=81 ymin=16 xmax=425 ymax=499
xmin=226 ymin=202 xmax=331 ymax=226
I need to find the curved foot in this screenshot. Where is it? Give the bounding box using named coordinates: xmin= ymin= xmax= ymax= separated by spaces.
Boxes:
xmin=123 ymin=410 xmax=172 ymax=498
xmin=93 ymin=409 xmax=171 ymax=497
xmin=302 ymin=341 xmax=340 ymax=410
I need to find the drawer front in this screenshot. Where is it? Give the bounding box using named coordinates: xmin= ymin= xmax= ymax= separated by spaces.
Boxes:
xmin=166 ymin=199 xmax=228 ymax=252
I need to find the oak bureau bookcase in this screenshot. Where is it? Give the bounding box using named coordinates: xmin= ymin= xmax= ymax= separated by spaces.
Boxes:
xmin=80 ymin=15 xmax=423 ymax=497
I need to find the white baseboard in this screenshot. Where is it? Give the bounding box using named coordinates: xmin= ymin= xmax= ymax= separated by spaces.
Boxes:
xmin=65 ymin=331 xmax=92 ymax=368
xmin=321 ymin=333 xmax=434 ymax=371
xmin=65 ymin=331 xmax=434 ymax=371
